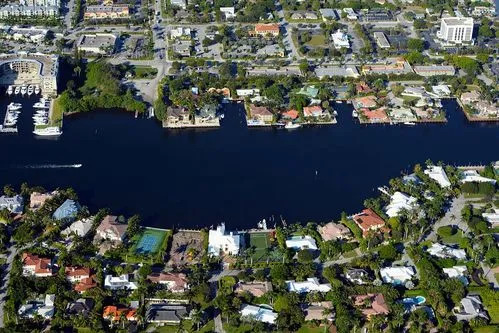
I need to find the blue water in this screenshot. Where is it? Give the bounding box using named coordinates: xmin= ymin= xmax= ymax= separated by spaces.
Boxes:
xmin=0 ymin=96 xmax=498 ymax=230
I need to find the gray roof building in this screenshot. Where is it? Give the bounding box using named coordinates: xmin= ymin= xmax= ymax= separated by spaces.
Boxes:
xmin=146 ymin=303 xmax=190 ymax=324
xmin=0 ymin=195 xmax=24 ymax=214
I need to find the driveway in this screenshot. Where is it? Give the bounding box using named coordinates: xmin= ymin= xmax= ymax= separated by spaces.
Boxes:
xmin=423 ymin=195 xmax=471 ymax=242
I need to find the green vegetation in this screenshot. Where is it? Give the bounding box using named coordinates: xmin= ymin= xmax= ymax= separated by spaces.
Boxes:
xmin=127 ymin=227 xmax=171 ymax=263
xmin=51 ymin=96 xmax=64 ymax=126
xmin=130 ymin=65 xmax=158 ymax=79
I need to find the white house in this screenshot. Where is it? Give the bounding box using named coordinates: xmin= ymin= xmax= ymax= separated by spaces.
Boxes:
xmin=18 ymin=294 xmax=55 ymax=319
xmin=285 ymin=235 xmax=318 ymax=250
xmin=443 ymin=266 xmax=468 ymax=285
xmin=220 ymin=7 xmax=235 ymax=19
xmin=0 ymin=195 xmax=24 ymax=214
xmin=208 ymin=223 xmax=240 ymax=256
xmin=482 ymin=209 xmax=499 ymax=227
xmin=61 ymin=217 xmax=93 ymax=238
xmin=236 ymin=89 xmax=260 ymax=97
xmin=170 ymin=0 xmax=186 ymax=9
xmin=104 ymin=274 xmax=138 ymax=290
xmin=331 ymin=30 xmax=349 ymax=49
xmin=460 ymin=170 xmax=497 ymax=185
xmin=286 ymin=278 xmax=332 ymax=293
xmin=384 ymin=192 xmax=418 ymax=218
xmin=424 ymin=166 xmax=451 ymax=188
xmin=170 ymin=27 xmax=191 ymax=39
xmin=427 ymin=243 xmax=467 ymax=260
xmin=453 ymin=295 xmax=489 ymax=321
xmin=432 ymin=85 xmax=451 ymax=97
xmin=380 ymin=266 xmax=415 ymax=285
xmin=240 ymin=304 xmax=277 ymax=324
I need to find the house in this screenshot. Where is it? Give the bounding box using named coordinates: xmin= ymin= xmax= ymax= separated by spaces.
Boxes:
xmin=147 ymin=272 xmax=189 ymax=293
xmin=65 ymin=266 xmax=91 ymax=283
xmin=0 ymin=195 xmax=24 ymax=214
xmin=170 ymin=0 xmax=186 ymax=9
xmin=427 ymin=243 xmax=467 ymax=260
xmin=248 ymin=104 xmax=273 ymax=123
xmin=297 ymin=86 xmax=319 ymax=99
xmin=432 ymin=85 xmax=451 ymax=97
xmin=356 ymin=82 xmax=372 ymax=94
xmin=74 ymin=275 xmax=98 ymax=293
xmin=362 ymin=107 xmax=389 ymax=123
xmin=380 ymin=266 xmax=415 ymax=285
xmin=251 ymin=24 xmax=280 ymax=37
xmin=104 ymin=274 xmax=138 ymax=290
xmin=285 ymin=235 xmax=318 ymax=250
xmin=240 ymin=304 xmax=277 ymax=324
xmin=29 ymin=191 xmax=57 ymax=210
xmin=236 ymin=89 xmax=260 ymax=97
xmin=170 ymin=27 xmax=191 ymax=39
xmin=319 ymin=8 xmax=338 ymax=21
xmin=353 ymin=294 xmax=390 ymax=319
xmin=281 ymin=109 xmax=299 ymax=120
xmin=384 ymin=192 xmax=418 ymax=218
xmin=460 ymin=170 xmax=497 ymax=185
xmin=303 ymin=301 xmax=334 ymax=321
xmin=303 ymin=105 xmax=323 ymax=117
xmin=345 ymin=268 xmax=371 ymax=284
xmin=173 ymin=41 xmax=191 ymax=56
xmin=95 ymin=215 xmax=127 ymax=243
xmin=286 ymin=278 xmax=332 ymax=293
xmin=319 ymin=222 xmax=351 ymax=241
xmin=331 ymin=30 xmax=349 ymax=49
xmin=443 ymin=266 xmax=468 ymax=285
xmin=413 ymin=65 xmax=455 ymax=77
xmin=425 ymin=166 xmax=451 ymax=188
xmin=314 ymin=66 xmax=359 ymax=79
xmin=18 ymin=294 xmax=55 ymax=319
xmin=482 ymin=209 xmax=499 ymax=228
xmin=235 ymin=281 xmax=273 ymax=297
xmin=352 ymin=96 xmax=377 ymax=109
xmin=352 ymin=209 xmax=386 ymax=237
xmin=62 ymin=217 xmax=93 ymax=238
xmin=52 ymin=199 xmax=80 ymax=222
xmin=220 ymin=6 xmax=235 ymax=19
xmin=460 ymin=91 xmax=481 ymax=104
xmin=66 ymin=298 xmax=94 ymax=317
xmin=146 ymin=303 xmax=190 ymax=325
xmin=103 ymin=306 xmax=137 ymax=322
xmin=453 ymin=295 xmax=489 ymax=321
xmin=22 ymin=253 xmax=53 ymax=277
xmin=208 ymin=223 xmax=240 ymax=256
xmin=166 ymin=106 xmax=191 ymax=126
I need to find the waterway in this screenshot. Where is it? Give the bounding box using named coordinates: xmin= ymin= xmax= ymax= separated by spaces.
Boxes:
xmin=0 ymin=96 xmax=498 ymax=230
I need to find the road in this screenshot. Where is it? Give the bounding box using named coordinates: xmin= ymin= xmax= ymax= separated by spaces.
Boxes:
xmin=274 ymin=0 xmax=300 ymax=60
xmin=0 ymin=239 xmax=19 ymax=328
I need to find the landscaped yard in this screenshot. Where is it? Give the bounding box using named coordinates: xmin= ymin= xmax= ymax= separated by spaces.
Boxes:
xmin=153 ymin=320 xmax=214 ymax=332
xmin=437 ymin=226 xmax=465 ymax=244
xmin=297 ymin=323 xmax=329 ymax=333
xmin=132 ymin=65 xmax=158 ymax=79
xmin=50 ymin=97 xmax=64 ymax=126
xmin=306 ymin=34 xmax=326 ymax=47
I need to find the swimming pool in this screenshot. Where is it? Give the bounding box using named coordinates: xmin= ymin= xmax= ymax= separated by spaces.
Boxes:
xmin=402 ymin=296 xmax=426 ymax=307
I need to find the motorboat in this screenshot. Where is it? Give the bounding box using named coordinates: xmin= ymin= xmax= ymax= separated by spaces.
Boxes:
xmin=35 ymin=111 xmax=48 ymax=116
xmin=284 ymin=122 xmax=301 ymax=129
xmin=7 ymin=102 xmax=22 ymax=111
xmin=34 ymin=85 xmax=40 ymax=95
xmin=33 ymin=126 xmax=62 ymax=136
xmin=7 ymin=85 xmax=13 ymax=95
xmin=14 ymin=86 xmax=20 ymax=95
xmin=352 ymin=110 xmax=358 ymax=118
xmin=20 ymin=85 xmax=27 ymax=95
xmin=33 ymin=99 xmax=50 ymax=108
xmin=403 ymin=122 xmax=416 ymax=126
xmin=27 ymin=85 xmax=33 ymax=95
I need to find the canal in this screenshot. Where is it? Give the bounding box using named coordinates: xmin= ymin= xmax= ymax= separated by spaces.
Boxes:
xmin=0 ymin=97 xmax=498 ymax=230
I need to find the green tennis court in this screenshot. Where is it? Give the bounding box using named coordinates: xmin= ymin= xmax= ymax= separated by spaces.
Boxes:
xmin=133 ymin=228 xmax=167 ymax=255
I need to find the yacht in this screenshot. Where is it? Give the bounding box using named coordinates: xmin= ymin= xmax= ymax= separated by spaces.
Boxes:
xmin=14 ymin=86 xmax=20 ymax=95
xmin=7 ymin=85 xmax=13 ymax=95
xmin=34 ymin=85 xmax=40 ymax=95
xmin=20 ymin=85 xmax=27 ymax=95
xmin=7 ymin=102 xmax=22 ymax=111
xmin=284 ymin=122 xmax=301 ymax=129
xmin=27 ymin=85 xmax=34 ymax=95
xmin=33 ymin=99 xmax=50 ymax=108
xmin=403 ymin=122 xmax=416 ymax=126
xmin=35 ymin=111 xmax=48 ymax=116
xmin=352 ymin=110 xmax=358 ymax=118
xmin=33 ymin=126 xmax=62 ymax=136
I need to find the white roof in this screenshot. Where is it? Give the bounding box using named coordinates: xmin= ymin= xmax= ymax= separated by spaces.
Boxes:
xmin=460 ymin=170 xmax=497 ymax=184
xmin=384 ymin=192 xmax=418 ymax=217
xmin=286 ymin=278 xmax=331 ymax=293
xmin=424 ymin=166 xmax=451 ymax=188
xmin=443 ymin=265 xmax=467 ymax=278
xmin=104 ymin=274 xmax=138 ymax=289
xmin=380 ymin=266 xmax=415 ymax=284
xmin=240 ymin=304 xmax=277 ymax=324
xmin=61 ymin=217 xmax=93 ymax=237
xmin=427 ymin=243 xmax=467 ymax=260
xmin=208 ymin=223 xmax=240 ymax=256
xmin=331 ymin=30 xmax=349 ymax=48
xmin=482 ymin=209 xmax=499 ymax=225
xmin=285 ymin=235 xmax=318 ymax=250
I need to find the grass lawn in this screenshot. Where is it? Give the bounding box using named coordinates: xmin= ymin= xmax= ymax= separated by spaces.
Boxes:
xmin=128 ymin=227 xmax=171 ymax=263
xmin=50 ymin=97 xmax=64 ymax=126
xmin=132 ymin=65 xmax=158 ymax=79
xmin=306 ymin=34 xmax=326 ymax=47
xmin=152 ymin=320 xmax=214 ymax=332
xmin=297 ymin=323 xmax=330 ymax=333
xmin=343 ymin=249 xmax=358 ymax=258
xmin=223 ymin=323 xmax=253 ymax=333
xmin=469 ymin=286 xmax=499 ymax=324
xmin=403 ymin=289 xmax=428 ymax=298
xmin=248 ymin=232 xmax=274 ymax=262
xmin=474 ymin=325 xmax=499 ymax=333
xmin=439 ymin=229 xmax=465 ymax=244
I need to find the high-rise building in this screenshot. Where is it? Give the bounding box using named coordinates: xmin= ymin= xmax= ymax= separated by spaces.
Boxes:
xmin=437 ymin=17 xmax=474 ymax=43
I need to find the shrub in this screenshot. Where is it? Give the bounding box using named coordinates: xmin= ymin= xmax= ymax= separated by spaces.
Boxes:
xmin=437 ymin=225 xmax=456 ymax=238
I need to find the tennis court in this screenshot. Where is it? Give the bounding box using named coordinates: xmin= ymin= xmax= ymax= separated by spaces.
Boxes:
xmin=249 ymin=232 xmax=271 ymax=261
xmin=134 ymin=228 xmax=167 ymax=255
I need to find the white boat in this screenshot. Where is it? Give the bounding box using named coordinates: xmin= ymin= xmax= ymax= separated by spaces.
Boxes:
xmin=33 ymin=126 xmax=62 ymax=136
xmin=7 ymin=85 xmax=13 ymax=95
xmin=284 ymin=122 xmax=301 ymax=129
xmin=352 ymin=110 xmax=358 ymax=118
xmin=34 ymin=85 xmax=40 ymax=95
xmin=27 ymin=85 xmax=33 ymax=95
xmin=14 ymin=86 xmax=20 ymax=95
xmin=33 ymin=99 xmax=50 ymax=108
xmin=403 ymin=122 xmax=416 ymax=126
xmin=7 ymin=102 xmax=22 ymax=111
xmin=20 ymin=86 xmax=27 ymax=95
xmin=35 ymin=111 xmax=48 ymax=116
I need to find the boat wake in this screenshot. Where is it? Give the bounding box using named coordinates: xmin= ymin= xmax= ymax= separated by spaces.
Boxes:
xmin=21 ymin=164 xmax=82 ymax=169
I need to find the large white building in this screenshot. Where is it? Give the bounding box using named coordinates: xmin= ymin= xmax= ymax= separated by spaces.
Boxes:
xmin=240 ymin=304 xmax=277 ymax=324
xmin=104 ymin=274 xmax=138 ymax=290
xmin=286 ymin=278 xmax=332 ymax=293
xmin=437 ymin=17 xmax=473 ymax=44
xmin=384 ymin=192 xmax=418 ymax=218
xmin=331 ymin=30 xmax=350 ymax=49
xmin=285 ymin=235 xmax=318 ymax=250
xmin=208 ymin=223 xmax=240 ymax=256
xmin=380 ymin=266 xmax=415 ymax=285
xmin=425 ymin=166 xmax=451 ymax=188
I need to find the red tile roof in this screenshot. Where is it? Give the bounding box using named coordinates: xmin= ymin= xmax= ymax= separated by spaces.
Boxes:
xmin=249 ymin=104 xmax=272 ymax=116
xmin=282 ymin=109 xmax=299 ymax=119
xmin=254 ymin=23 xmax=280 ymax=34
xmin=103 ymin=306 xmax=136 ymax=321
xmin=22 ymin=253 xmax=52 ymax=275
xmin=75 ymin=275 xmax=98 ymax=293
xmin=65 ymin=266 xmax=91 ymax=278
xmin=303 ymin=105 xmax=323 ymax=117
xmin=363 ymin=107 xmax=388 ymax=121
xmin=147 ymin=272 xmax=188 ymax=291
xmin=352 ymin=209 xmax=386 ymax=236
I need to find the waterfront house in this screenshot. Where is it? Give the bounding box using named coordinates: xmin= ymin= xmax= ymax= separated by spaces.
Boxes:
xmin=460 ymin=91 xmax=481 ymax=104
xmin=432 ymin=85 xmax=451 ymax=97
xmin=146 ymin=303 xmax=191 ymax=325
xmin=240 ymin=304 xmax=277 ymax=324
xmin=352 ymin=209 xmax=386 ymax=237
xmin=248 ymin=104 xmax=273 ymax=123
xmin=318 ymin=222 xmax=351 ymax=241
xmin=197 ymin=104 xmax=220 ymax=125
xmin=303 ymin=105 xmax=323 ymax=118
xmin=22 ymin=253 xmax=53 ymax=277
xmin=166 ymin=106 xmax=192 ymax=126
xmin=208 ymin=223 xmax=240 ymax=256
xmin=65 ymin=266 xmax=91 ymax=283
xmin=147 ymin=272 xmax=189 ymax=293
xmin=29 ymin=191 xmax=57 ymax=210
xmin=66 ymin=298 xmax=94 ymax=317
xmin=427 ymin=243 xmax=467 ymax=260
xmin=281 ymin=109 xmax=299 ymax=120
xmin=103 ymin=306 xmax=137 ymax=323
xmin=443 ymin=266 xmax=468 ymax=285
xmin=104 ymin=274 xmax=138 ymax=290
xmin=353 ymin=294 xmax=389 ymax=320
xmin=95 ymin=215 xmax=127 ymax=243
xmin=285 ymin=235 xmax=318 ymax=250
xmin=251 ymin=24 xmax=280 ymax=37
xmin=297 ymin=86 xmax=319 ymax=99
xmin=62 ymin=217 xmax=93 ymax=238
xmin=286 ymin=278 xmax=332 ymax=293
xmin=424 ymin=166 xmax=451 ymax=188
xmin=0 ymin=194 xmax=24 ymax=214
xmin=356 ymin=81 xmax=372 ymax=94
xmin=380 ymin=266 xmax=415 ymax=285
xmin=303 ymin=301 xmax=334 ymax=321
xmin=482 ymin=209 xmax=499 ymax=228
xmin=453 ymin=295 xmax=489 ymax=322
xmin=53 ymin=199 xmax=80 ymax=222
xmin=345 ymin=268 xmax=371 ymax=285
xmin=235 ymin=281 xmax=273 ymax=297
xmin=384 ymin=192 xmax=418 ymax=218
xmin=18 ymin=294 xmax=55 ymax=320
xmin=362 ymin=107 xmax=389 ymax=123
xmin=352 ymin=95 xmax=377 ymax=109
xmin=389 ymin=107 xmax=417 ymax=123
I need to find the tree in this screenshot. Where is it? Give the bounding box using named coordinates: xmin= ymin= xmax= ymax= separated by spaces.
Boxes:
xmin=270 ymin=263 xmax=290 ymax=283
xmin=299 ymin=60 xmax=309 ymax=74
xmin=478 ymin=19 xmax=493 ymax=38
xmin=405 ymin=51 xmax=424 ymax=65
xmin=3 ymin=185 xmax=15 ymax=197
xmin=378 ymin=243 xmax=398 ymax=261
xmin=407 ymin=38 xmax=425 ymax=52
xmin=127 ymin=214 xmax=141 ymax=237
xmin=297 ymin=249 xmax=314 ymax=263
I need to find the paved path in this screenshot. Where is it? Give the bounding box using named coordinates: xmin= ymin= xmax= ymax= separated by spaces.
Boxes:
xmin=208 ymin=269 xmax=242 ymax=283
xmin=0 ymin=240 xmax=18 ymax=328
xmin=424 ymin=195 xmax=470 ymax=242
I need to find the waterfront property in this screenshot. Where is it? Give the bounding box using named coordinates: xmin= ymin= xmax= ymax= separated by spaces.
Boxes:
xmin=0 ymin=194 xmax=23 ymax=214
xmin=168 ymin=230 xmax=204 ymax=266
xmin=285 ymin=235 xmax=318 ymax=250
xmin=208 ymin=223 xmax=240 ymax=257
xmin=130 ymin=227 xmax=168 ymax=255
